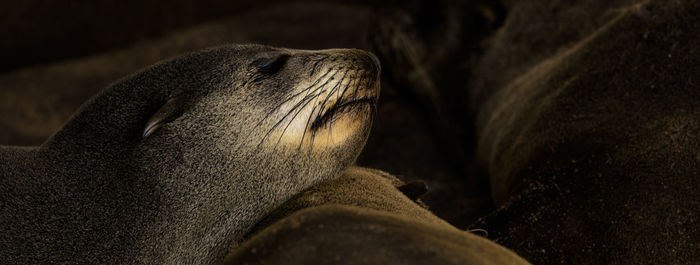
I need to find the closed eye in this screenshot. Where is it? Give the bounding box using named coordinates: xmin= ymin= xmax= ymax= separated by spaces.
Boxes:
xmin=252 ymin=54 xmax=290 ymax=74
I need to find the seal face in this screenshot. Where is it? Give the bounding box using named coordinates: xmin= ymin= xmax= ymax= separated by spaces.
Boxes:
xmin=237 ymin=48 xmax=380 ymax=151
xmin=0 ymin=44 xmax=380 ymax=264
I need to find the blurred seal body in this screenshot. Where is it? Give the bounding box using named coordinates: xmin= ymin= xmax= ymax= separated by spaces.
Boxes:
xmin=0 ymin=44 xmax=380 ymax=264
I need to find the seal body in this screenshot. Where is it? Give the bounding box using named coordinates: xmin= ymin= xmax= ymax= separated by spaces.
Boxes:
xmin=0 ymin=44 xmax=380 ymax=264
xmin=469 ymin=1 xmax=700 ymax=264
xmin=225 ymin=167 xmax=532 ymax=265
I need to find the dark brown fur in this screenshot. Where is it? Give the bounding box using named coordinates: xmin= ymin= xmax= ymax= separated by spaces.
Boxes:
xmin=0 ymin=44 xmax=379 ymax=264
xmin=224 ymin=167 xmax=531 ymax=265
xmin=470 ymin=0 xmax=700 ymax=264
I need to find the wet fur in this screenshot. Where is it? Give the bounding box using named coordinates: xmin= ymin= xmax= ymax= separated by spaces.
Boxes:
xmin=0 ymin=44 xmax=379 ymax=264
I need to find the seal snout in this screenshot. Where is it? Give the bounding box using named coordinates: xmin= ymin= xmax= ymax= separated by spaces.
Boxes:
xmin=263 ymin=48 xmax=381 ymax=147
xmin=344 ymin=49 xmax=381 ymax=81
xmin=337 ymin=49 xmax=381 ymax=99
xmin=314 ymin=49 xmax=380 ymax=118
xmin=309 ymin=50 xmax=381 ymax=129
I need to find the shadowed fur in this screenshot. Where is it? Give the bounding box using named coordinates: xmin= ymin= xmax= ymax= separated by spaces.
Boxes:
xmin=224 ymin=167 xmax=531 ymax=265
xmin=0 ymin=44 xmax=380 ymax=264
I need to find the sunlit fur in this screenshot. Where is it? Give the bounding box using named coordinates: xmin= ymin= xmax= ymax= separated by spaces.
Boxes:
xmin=0 ymin=44 xmax=380 ymax=264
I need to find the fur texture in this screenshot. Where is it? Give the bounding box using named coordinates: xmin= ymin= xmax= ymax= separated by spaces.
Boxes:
xmin=247 ymin=166 xmax=451 ymax=235
xmin=223 ymin=167 xmax=531 ymax=265
xmin=0 ymin=44 xmax=380 ymax=264
xmin=470 ymin=0 xmax=700 ymax=264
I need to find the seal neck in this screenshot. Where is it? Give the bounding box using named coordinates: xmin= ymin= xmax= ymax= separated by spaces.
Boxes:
xmin=41 ymin=75 xmax=169 ymax=158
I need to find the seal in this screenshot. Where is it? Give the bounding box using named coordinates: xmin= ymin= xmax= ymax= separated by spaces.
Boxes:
xmin=223 ymin=167 xmax=532 ymax=265
xmin=0 ymin=44 xmax=380 ymax=264
xmin=469 ymin=1 xmax=700 ymax=264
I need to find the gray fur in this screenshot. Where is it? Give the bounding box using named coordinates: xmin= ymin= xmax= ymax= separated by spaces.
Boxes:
xmin=0 ymin=44 xmax=380 ymax=264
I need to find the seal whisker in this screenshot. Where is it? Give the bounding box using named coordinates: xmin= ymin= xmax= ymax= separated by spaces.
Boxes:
xmin=273 ymin=87 xmax=325 ymax=151
xmin=309 ymin=55 xmax=329 ymax=77
xmin=234 ymin=69 xmax=335 ymax=155
xmin=254 ymin=87 xmax=326 ymax=152
xmin=328 ymin=74 xmax=358 ymax=136
xmin=313 ymin=70 xmax=349 ymax=125
xmin=352 ymin=73 xmax=366 ymax=99
xmin=260 ymin=66 xmax=339 ymax=139
xmin=254 ymin=68 xmax=337 ymax=152
xmin=297 ymin=70 xmax=354 ymax=152
xmin=310 ymin=76 xmax=352 ymax=131
xmin=256 ymin=68 xmax=334 ymax=127
xmin=297 ymin=104 xmax=319 ymax=152
xmin=271 ymin=68 xmax=334 ymax=112
xmin=335 ymin=71 xmax=356 ymax=109
xmin=308 ymin=127 xmax=319 ymax=155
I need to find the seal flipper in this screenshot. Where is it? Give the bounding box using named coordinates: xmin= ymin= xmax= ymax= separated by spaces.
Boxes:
xmin=142 ymin=97 xmax=187 ymax=138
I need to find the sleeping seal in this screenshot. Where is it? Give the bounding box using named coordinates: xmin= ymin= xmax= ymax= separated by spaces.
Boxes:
xmin=0 ymin=44 xmax=380 ymax=264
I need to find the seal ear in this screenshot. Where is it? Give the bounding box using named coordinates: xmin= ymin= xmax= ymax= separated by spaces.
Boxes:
xmin=142 ymin=97 xmax=187 ymax=138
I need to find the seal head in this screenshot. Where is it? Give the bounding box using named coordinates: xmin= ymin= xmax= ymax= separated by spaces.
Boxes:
xmin=0 ymin=44 xmax=380 ymax=264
